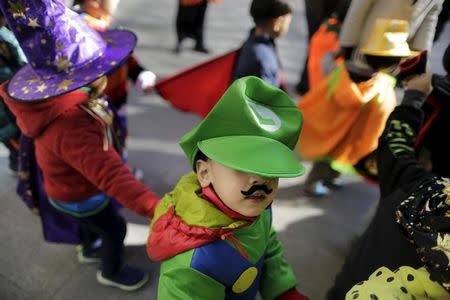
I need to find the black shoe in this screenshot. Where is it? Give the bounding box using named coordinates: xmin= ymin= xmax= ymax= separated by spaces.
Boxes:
xmin=193 ymin=45 xmax=210 ymax=54
xmin=97 ymin=266 xmax=149 ymax=291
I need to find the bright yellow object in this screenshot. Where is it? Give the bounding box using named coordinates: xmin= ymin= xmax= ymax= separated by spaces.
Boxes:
xmin=345 ymin=266 xmax=449 ymax=300
xmin=232 ymin=267 xmax=258 ymax=293
xmin=360 ymin=18 xmax=417 ymax=57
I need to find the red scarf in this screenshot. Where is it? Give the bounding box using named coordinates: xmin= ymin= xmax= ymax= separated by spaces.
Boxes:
xmin=201 ymin=186 xmax=257 ymax=222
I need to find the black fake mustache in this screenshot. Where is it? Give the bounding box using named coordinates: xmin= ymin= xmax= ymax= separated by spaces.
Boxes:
xmin=241 ymin=184 xmax=273 ymax=196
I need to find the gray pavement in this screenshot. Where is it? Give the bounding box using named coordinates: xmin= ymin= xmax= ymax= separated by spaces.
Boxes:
xmin=1 ymin=0 xmax=449 ymax=299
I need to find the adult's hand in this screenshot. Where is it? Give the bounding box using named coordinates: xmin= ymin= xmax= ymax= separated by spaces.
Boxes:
xmin=404 ymin=73 xmax=433 ymax=96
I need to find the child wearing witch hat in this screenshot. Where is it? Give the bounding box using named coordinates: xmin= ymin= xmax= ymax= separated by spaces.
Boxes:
xmin=0 ymin=0 xmax=159 ymax=291
xmin=147 ymin=76 xmax=309 ymax=299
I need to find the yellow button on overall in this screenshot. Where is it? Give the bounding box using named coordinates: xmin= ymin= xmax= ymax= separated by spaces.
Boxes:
xmin=232 ymin=267 xmax=258 ymax=293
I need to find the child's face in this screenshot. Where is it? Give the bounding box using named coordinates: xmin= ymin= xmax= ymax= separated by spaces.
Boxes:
xmin=271 ymin=13 xmax=292 ymax=38
xmin=196 ymin=159 xmax=279 ymax=217
xmin=83 ymin=0 xmax=112 ymax=19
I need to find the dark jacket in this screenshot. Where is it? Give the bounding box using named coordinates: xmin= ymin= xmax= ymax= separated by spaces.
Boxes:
xmin=326 ymin=85 xmax=448 ymax=298
xmin=0 ymin=26 xmax=26 ymax=83
xmin=233 ymin=29 xmax=281 ymax=88
xmin=0 ymin=26 xmax=26 ymax=144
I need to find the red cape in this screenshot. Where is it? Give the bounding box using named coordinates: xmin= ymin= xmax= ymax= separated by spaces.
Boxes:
xmin=155 ymin=49 xmax=239 ymax=118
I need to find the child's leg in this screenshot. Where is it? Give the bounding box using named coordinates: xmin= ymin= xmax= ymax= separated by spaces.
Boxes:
xmin=77 ymin=227 xmax=102 ymax=263
xmin=304 ymin=161 xmax=341 ymax=196
xmin=305 ymin=161 xmax=337 ymax=183
xmin=68 ymin=202 xmax=148 ymax=290
xmin=193 ymin=2 xmax=208 ymax=51
xmin=76 ymin=203 xmax=126 ymax=276
xmin=304 ymin=161 xmax=332 ymax=196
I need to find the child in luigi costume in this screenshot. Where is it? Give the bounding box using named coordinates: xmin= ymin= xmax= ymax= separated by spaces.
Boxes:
xmin=147 ymin=76 xmax=308 ymax=299
xmin=0 ymin=0 xmax=159 ymax=291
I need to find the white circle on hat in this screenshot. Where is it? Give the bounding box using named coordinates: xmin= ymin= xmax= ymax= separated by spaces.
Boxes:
xmin=247 ymin=100 xmax=281 ymax=132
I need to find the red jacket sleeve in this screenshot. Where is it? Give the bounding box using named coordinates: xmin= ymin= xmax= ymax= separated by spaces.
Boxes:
xmin=52 ymin=106 xmax=159 ymax=217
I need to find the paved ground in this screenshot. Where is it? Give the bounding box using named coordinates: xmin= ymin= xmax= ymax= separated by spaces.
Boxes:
xmin=0 ymin=0 xmax=449 ymax=299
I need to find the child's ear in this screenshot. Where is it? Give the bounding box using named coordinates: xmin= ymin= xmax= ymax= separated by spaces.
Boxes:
xmin=273 ymin=18 xmax=281 ymax=32
xmin=196 ymin=160 xmax=212 ymax=188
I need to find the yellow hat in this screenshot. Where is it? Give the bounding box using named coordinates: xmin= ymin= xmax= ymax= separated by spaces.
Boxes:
xmin=361 ymin=18 xmax=417 ymax=57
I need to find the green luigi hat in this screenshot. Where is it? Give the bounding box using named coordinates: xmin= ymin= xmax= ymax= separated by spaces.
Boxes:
xmin=179 ymin=76 xmax=304 ymax=178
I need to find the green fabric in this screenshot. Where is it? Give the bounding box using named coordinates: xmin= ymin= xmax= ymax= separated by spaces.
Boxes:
xmin=326 ymin=63 xmax=344 ymax=100
xmin=198 ymin=136 xmax=304 ymax=178
xmin=151 ymin=172 xmax=247 ymax=230
xmin=153 ymin=172 xmax=299 ymax=299
xmin=158 ymin=250 xmax=226 ymax=300
xmin=179 ymin=76 xmax=304 ymax=178
xmin=259 ymin=226 xmax=298 ymax=299
xmin=345 ymin=266 xmax=449 ymax=299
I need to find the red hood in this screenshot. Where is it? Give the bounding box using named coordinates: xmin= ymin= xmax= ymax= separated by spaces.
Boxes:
xmin=0 ymin=82 xmax=89 ymax=138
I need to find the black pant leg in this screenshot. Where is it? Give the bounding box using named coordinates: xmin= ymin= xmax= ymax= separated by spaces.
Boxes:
xmin=194 ymin=2 xmax=208 ymax=47
xmin=72 ymin=203 xmax=127 ymax=276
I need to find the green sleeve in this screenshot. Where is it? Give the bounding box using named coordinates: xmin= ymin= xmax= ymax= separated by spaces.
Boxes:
xmin=259 ymin=226 xmax=298 ymax=300
xmin=158 ymin=254 xmax=226 ymax=300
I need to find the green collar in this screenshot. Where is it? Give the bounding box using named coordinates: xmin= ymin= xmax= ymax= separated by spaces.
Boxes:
xmin=152 ymin=173 xmax=247 ymax=230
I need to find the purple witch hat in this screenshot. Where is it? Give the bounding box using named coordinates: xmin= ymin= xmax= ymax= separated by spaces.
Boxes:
xmin=0 ymin=0 xmax=137 ymax=101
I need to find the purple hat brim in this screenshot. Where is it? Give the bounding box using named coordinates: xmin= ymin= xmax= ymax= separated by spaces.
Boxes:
xmin=7 ymin=30 xmax=137 ymax=101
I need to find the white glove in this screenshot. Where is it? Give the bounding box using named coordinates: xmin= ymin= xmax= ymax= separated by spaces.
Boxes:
xmin=136 ymin=70 xmax=157 ymax=95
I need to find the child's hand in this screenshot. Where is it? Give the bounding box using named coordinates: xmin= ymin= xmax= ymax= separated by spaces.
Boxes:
xmin=136 ymin=70 xmax=157 ymax=95
xmin=404 ymin=73 xmax=433 ymax=95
